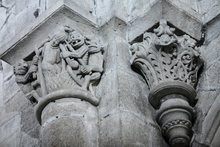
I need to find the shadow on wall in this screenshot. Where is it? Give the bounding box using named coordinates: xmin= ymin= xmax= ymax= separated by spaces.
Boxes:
xmin=0 ymin=60 xmax=2 ymax=71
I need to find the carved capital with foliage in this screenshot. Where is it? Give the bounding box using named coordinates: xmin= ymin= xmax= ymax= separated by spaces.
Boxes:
xmin=131 ymin=20 xmax=203 ymax=147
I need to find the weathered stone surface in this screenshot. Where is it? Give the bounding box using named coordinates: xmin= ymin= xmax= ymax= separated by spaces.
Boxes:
xmin=20 ymin=132 xmax=40 ymax=147
xmin=4 ymin=90 xmax=30 ymax=113
xmin=0 ymin=63 xmax=4 ymax=118
xmin=205 ymin=16 xmax=220 ymax=43
xmin=3 ymin=75 xmax=21 ymax=101
xmin=97 ymin=22 xmax=166 ymax=146
xmin=130 ymin=19 xmax=203 ymax=147
xmin=41 ymin=98 xmax=99 ymax=147
xmin=0 ymin=112 xmax=21 ymax=147
xmin=1 ymin=0 xmax=220 ymax=147
xmin=21 ymin=105 xmax=40 ymax=138
xmin=192 ymin=33 xmax=220 ymax=146
xmin=198 ymin=0 xmax=220 ymax=23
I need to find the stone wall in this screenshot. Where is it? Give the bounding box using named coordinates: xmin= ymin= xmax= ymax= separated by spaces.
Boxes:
xmin=1 ymin=0 xmax=220 ymax=147
xmin=0 ymin=61 xmax=40 ymax=147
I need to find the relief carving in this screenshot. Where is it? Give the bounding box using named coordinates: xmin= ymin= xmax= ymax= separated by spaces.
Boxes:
xmin=130 ymin=20 xmax=202 ymax=89
xmin=130 ymin=20 xmax=203 ymax=147
xmin=14 ymin=26 xmax=104 ymax=123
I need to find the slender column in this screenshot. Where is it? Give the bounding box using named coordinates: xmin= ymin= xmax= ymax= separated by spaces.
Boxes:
xmin=14 ymin=26 xmax=104 ymax=147
xmin=130 ymin=20 xmax=203 ymax=147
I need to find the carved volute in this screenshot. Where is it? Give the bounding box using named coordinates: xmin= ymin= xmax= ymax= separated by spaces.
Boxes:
xmin=130 ymin=20 xmax=203 ymax=147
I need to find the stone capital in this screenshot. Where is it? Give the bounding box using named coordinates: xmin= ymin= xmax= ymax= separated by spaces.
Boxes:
xmin=130 ymin=19 xmax=203 ymax=147
xmin=13 ymin=26 xmax=104 ymax=146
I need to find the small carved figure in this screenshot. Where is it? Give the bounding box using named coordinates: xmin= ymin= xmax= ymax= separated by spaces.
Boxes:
xmin=14 ymin=59 xmax=39 ymax=103
xmin=14 ymin=25 xmax=104 ymax=103
xmin=14 ymin=57 xmax=38 ymax=84
xmin=14 ymin=60 xmax=29 ymax=82
xmin=59 ymin=27 xmax=104 ymax=91
xmin=154 ymin=20 xmax=176 ymax=46
xmin=40 ymin=33 xmax=66 ymax=73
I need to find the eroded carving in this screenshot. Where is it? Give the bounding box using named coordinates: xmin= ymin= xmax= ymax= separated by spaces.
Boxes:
xmin=131 ymin=20 xmax=202 ymax=89
xmin=14 ymin=57 xmax=40 ymax=103
xmin=130 ymin=20 xmax=203 ymax=147
xmin=14 ymin=26 xmax=104 ymax=122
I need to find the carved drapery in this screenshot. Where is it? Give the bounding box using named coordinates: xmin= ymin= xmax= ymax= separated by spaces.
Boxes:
xmin=130 ymin=20 xmax=203 ymax=147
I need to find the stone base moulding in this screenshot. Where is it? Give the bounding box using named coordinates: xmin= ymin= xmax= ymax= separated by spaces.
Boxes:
xmin=130 ymin=20 xmax=203 ymax=147
xmin=148 ymin=81 xmax=197 ymax=108
xmin=152 ymin=83 xmax=195 ymax=147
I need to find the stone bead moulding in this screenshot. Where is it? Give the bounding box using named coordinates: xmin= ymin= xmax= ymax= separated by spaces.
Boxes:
xmin=0 ymin=1 xmax=205 ymax=147
xmin=130 ymin=20 xmax=203 ymax=147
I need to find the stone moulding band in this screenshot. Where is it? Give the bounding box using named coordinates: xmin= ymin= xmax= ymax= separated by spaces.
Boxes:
xmin=162 ymin=119 xmax=192 ymax=133
xmin=34 ymin=89 xmax=99 ymax=124
xmin=130 ymin=20 xmax=203 ymax=146
xmin=156 ymin=101 xmax=195 ymax=121
xmin=149 ymin=81 xmax=196 ymax=109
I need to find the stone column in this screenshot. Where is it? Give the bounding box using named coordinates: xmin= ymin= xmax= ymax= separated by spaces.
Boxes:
xmin=37 ymin=91 xmax=99 ymax=147
xmin=130 ymin=20 xmax=203 ymax=147
xmin=13 ymin=26 xmax=104 ymax=147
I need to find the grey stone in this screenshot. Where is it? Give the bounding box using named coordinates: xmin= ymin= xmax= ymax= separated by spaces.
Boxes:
xmin=3 ymin=75 xmax=20 ymax=102
xmin=0 ymin=112 xmax=21 ymax=146
xmin=41 ymin=98 xmax=99 ymax=147
xmin=21 ymin=105 xmax=40 ymax=137
xmin=1 ymin=0 xmax=220 ymax=147
xmin=19 ymin=132 xmax=40 ymax=147
xmin=205 ymin=16 xmax=220 ymax=43
xmin=198 ymin=0 xmax=220 ymax=23
xmin=130 ymin=20 xmax=203 ymax=147
xmin=4 ymin=90 xmax=30 ymax=113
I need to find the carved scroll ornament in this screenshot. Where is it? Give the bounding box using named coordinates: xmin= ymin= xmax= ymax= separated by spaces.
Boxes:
xmin=14 ymin=26 xmax=104 ymax=123
xmin=130 ymin=20 xmax=203 ymax=147
xmin=131 ymin=20 xmax=202 ymax=90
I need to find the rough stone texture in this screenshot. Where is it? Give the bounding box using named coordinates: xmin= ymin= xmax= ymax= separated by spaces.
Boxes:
xmin=0 ymin=61 xmax=40 ymax=147
xmin=41 ymin=99 xmax=99 ymax=147
xmin=198 ymin=0 xmax=220 ymax=23
xmin=96 ymin=21 xmax=166 ymax=146
xmin=130 ymin=19 xmax=203 ymax=147
xmin=0 ymin=0 xmax=204 ymax=52
xmin=192 ymin=26 xmax=220 ymax=146
xmin=1 ymin=0 xmax=220 ymax=147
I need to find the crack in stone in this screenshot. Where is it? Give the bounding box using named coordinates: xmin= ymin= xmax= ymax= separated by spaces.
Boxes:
xmin=0 ymin=2 xmax=15 ymax=32
xmin=0 ymin=12 xmax=11 ymax=31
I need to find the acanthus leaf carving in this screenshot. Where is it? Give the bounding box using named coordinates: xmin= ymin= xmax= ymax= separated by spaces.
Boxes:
xmin=131 ymin=20 xmax=203 ymax=89
xmin=130 ymin=20 xmax=203 ymax=147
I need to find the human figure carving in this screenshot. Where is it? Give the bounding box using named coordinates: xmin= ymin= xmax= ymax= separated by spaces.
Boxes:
xmin=40 ymin=34 xmax=66 ymax=74
xmin=14 ymin=26 xmax=104 ymax=101
xmin=14 ymin=57 xmax=38 ymax=84
xmin=59 ymin=27 xmax=104 ymax=91
xmin=14 ymin=59 xmax=40 ymax=103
